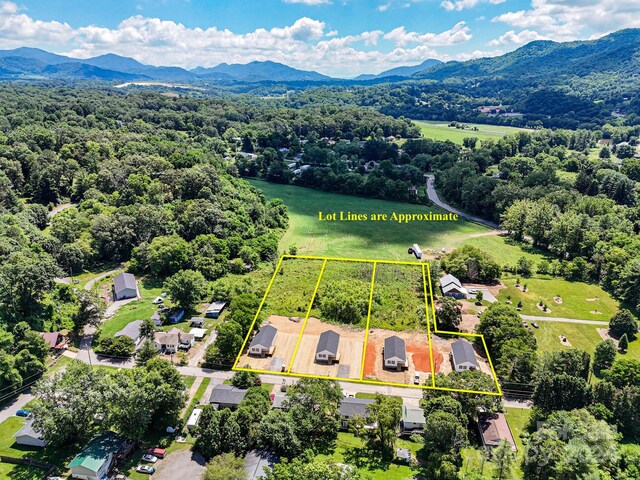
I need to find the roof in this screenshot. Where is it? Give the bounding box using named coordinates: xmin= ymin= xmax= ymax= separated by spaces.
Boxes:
xmin=190 ymin=317 xmax=206 ymax=325
xmin=440 ymin=274 xmax=461 ymax=289
xmin=384 ymin=336 xmax=406 ymax=362
xmin=402 ymin=405 xmax=426 ymax=425
xmin=169 ymin=309 xmax=184 ymax=318
xmin=114 ymin=320 xmax=142 ymax=341
xmin=451 ymin=340 xmax=478 ymax=367
xmin=154 ymin=331 xmax=179 ymax=344
xmin=113 ymin=273 xmax=136 ymax=294
xmin=271 ymin=391 xmax=287 ymax=409
xmin=479 ymin=413 xmax=517 ymax=451
xmin=250 ymin=325 xmax=278 ymax=349
xmin=396 ymin=448 xmax=411 ymax=460
xmin=442 ymin=283 xmax=468 ymax=295
xmin=316 ymin=330 xmax=340 ymax=355
xmin=179 ymin=333 xmax=194 ymax=343
xmin=68 ymin=432 xmax=125 ymax=472
xmin=206 ymin=302 xmax=226 ymax=312
xmin=339 ymin=398 xmax=374 ymax=418
xmin=13 ymin=418 xmax=44 ymax=441
xmin=187 ymin=408 xmax=202 ymax=425
xmin=209 ymin=384 xmax=247 ymax=406
xmin=39 ymin=332 xmax=59 ymax=348
xmin=190 ymin=328 xmax=207 ymax=338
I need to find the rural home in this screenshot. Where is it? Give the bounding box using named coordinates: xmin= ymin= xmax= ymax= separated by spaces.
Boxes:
xmin=39 ymin=331 xmax=63 ymax=350
xmin=114 ymin=320 xmax=142 ymax=346
xmin=187 ymin=408 xmax=202 ymax=431
xmin=205 ymin=301 xmax=227 ymax=319
xmin=13 ymin=419 xmax=46 ymax=447
xmin=339 ymin=397 xmax=375 ymax=430
xmin=384 ymin=336 xmax=408 ymax=371
xmin=249 ymin=325 xmax=278 ymax=357
xmin=315 ymin=330 xmax=340 ymax=364
xmin=209 ymin=384 xmax=247 ymax=410
xmin=153 ymin=331 xmax=179 ymax=353
xmin=440 ymin=274 xmax=468 ymax=299
xmin=478 ymin=413 xmax=518 ymax=452
xmin=451 ymin=340 xmax=479 ymax=373
xmin=113 ymin=273 xmax=137 ymax=300
xmin=68 ymin=431 xmax=126 ymax=480
xmin=401 ymin=405 xmax=426 ymax=432
xmin=169 ymin=309 xmax=185 ymax=324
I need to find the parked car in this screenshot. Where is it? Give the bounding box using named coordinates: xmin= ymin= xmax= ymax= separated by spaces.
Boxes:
xmin=16 ymin=409 xmax=31 ymax=417
xmin=141 ymin=454 xmax=158 ymax=463
xmin=414 ymin=373 xmax=420 ymax=385
xmin=147 ymin=448 xmax=166 ymax=459
xmin=531 ymin=322 xmax=539 ymax=328
xmin=135 ymin=465 xmax=155 ymax=475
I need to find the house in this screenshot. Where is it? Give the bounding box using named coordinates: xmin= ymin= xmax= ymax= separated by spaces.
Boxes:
xmin=249 ymin=325 xmax=278 ymax=357
xmin=209 ymin=384 xmax=247 ymax=410
xmin=186 ymin=408 xmax=202 ymax=431
xmin=451 ymin=340 xmax=479 ymax=372
xmin=68 ymin=431 xmax=126 ymax=480
xmin=205 ymin=302 xmax=227 ymax=319
xmin=153 ymin=331 xmax=179 ymax=353
xmin=13 ymin=418 xmax=46 ymax=447
xmin=364 ymin=161 xmax=380 ymax=173
xmin=478 ymin=413 xmax=518 ymax=452
xmin=177 ymin=331 xmax=195 ymax=349
xmin=39 ymin=331 xmax=63 ymax=350
xmin=190 ymin=317 xmax=206 ymax=327
xmin=114 ymin=320 xmax=142 ymax=346
xmin=189 ymin=328 xmax=207 ymax=340
xmin=113 ymin=273 xmax=137 ymax=300
xmin=151 ymin=311 xmax=162 ymax=327
xmin=440 ymin=274 xmax=468 ymax=299
xmin=339 ymin=398 xmax=375 ymax=430
xmin=271 ymin=391 xmax=288 ymax=409
xmin=315 ymin=330 xmax=340 ymax=364
xmin=169 ymin=309 xmax=185 ymax=324
xmin=401 ymin=405 xmax=426 ymax=431
xmin=384 ymin=336 xmax=408 ymax=371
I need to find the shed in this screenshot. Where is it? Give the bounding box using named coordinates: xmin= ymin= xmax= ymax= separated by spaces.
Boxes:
xmin=249 ymin=325 xmax=278 ymax=357
xmin=205 ymin=302 xmax=227 ymax=319
xmin=113 ymin=273 xmax=137 ymax=300
xmin=190 ymin=317 xmax=206 ymax=327
xmin=384 ymin=336 xmax=408 ymax=370
xmin=68 ymin=431 xmax=125 ymax=480
xmin=271 ymin=391 xmax=288 ymax=409
xmin=451 ymin=340 xmax=478 ymax=372
xmin=189 ymin=328 xmax=207 ymax=340
xmin=13 ymin=419 xmax=46 ymax=447
xmin=169 ymin=309 xmax=184 ymax=324
xmin=186 ymin=408 xmax=202 ymax=431
xmin=396 ymin=448 xmax=412 ymax=463
xmin=209 ymin=384 xmax=247 ymax=410
xmin=478 ymin=413 xmax=517 ymax=452
xmin=315 ymin=330 xmax=340 ymax=364
xmin=114 ymin=320 xmax=142 ymax=345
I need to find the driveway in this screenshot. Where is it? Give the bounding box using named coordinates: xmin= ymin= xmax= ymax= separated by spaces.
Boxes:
xmin=0 ymin=391 xmax=33 ymax=424
xmin=520 ymin=315 xmax=608 ymax=325
xmin=153 ymin=448 xmax=206 ymax=480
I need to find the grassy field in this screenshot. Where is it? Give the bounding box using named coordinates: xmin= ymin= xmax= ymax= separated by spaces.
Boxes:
xmin=504 ymin=407 xmax=530 ymax=454
xmin=453 ymin=236 xmax=552 ymax=267
xmin=413 ymin=120 xmax=528 ymax=145
xmin=250 ymin=180 xmax=489 ymax=260
xmin=498 ymin=275 xmax=618 ymax=321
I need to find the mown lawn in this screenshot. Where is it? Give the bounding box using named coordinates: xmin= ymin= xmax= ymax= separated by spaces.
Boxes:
xmin=498 ymin=275 xmax=618 ymax=320
xmin=413 ymin=120 xmax=528 ymax=145
xmin=453 ymin=235 xmax=552 ymax=267
xmin=249 ymin=180 xmax=489 ymax=260
xmin=504 ymin=407 xmax=531 ymax=454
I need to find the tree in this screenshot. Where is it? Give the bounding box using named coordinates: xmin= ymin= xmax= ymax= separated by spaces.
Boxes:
xmin=603 ymin=359 xmax=640 ymax=388
xmin=610 ymin=309 xmax=639 ymax=338
xmin=72 ymin=291 xmax=104 ymax=333
xmin=258 ymin=409 xmax=302 ymax=458
xmin=97 ymin=336 xmax=135 ymax=357
xmin=319 ymin=280 xmax=370 ymax=324
xmin=435 ymin=297 xmax=462 ymax=331
xmin=492 ymin=440 xmax=515 ymax=480
xmin=164 ymin=269 xmax=207 ymax=308
xmin=619 ymin=333 xmax=629 ymax=352
xmin=202 ymin=453 xmax=247 ymax=480
xmin=593 ymin=340 xmax=617 ymax=374
xmin=363 ymin=394 xmax=402 ymax=458
xmin=533 ymin=373 xmax=591 ymax=413
xmin=423 ymin=411 xmax=468 ymax=453
xmin=230 ymin=370 xmax=259 ymax=389
xmin=139 ymin=318 xmax=157 ymax=341
xmin=145 ymin=234 xmax=190 ymax=276
xmin=211 ymin=321 xmax=244 ymax=361
xmin=135 ymin=339 xmax=159 ymax=366
xmin=475 ymin=290 xmax=483 ymax=303
xmin=262 ymin=455 xmax=362 ymax=480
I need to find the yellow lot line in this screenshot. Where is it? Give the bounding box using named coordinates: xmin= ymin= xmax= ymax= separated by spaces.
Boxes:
xmin=359 ymin=261 xmax=377 ymax=380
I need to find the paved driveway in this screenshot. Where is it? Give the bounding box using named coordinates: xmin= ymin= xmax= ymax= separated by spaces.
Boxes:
xmin=153 ymin=448 xmax=206 ymax=480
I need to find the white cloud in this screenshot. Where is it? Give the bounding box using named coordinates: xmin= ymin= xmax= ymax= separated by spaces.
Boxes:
xmin=283 ymin=0 xmax=331 ymax=4
xmin=384 ymin=22 xmax=471 ymax=47
xmin=488 ymin=29 xmax=548 ymax=46
xmin=441 ymin=0 xmax=505 ymax=11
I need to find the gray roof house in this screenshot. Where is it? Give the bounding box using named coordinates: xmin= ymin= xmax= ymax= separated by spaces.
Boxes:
xmin=114 ymin=320 xmax=142 ymax=346
xmin=209 ymin=384 xmax=248 ymax=410
xmin=384 ymin=336 xmax=408 ymax=371
xmin=13 ymin=419 xmax=46 ymax=447
xmin=205 ymin=301 xmax=227 ymax=319
xmin=401 ymin=405 xmax=426 ymax=432
xmin=440 ymin=274 xmax=468 ymax=299
xmin=451 ymin=340 xmax=479 ymax=372
xmin=315 ymin=330 xmax=340 ymax=364
xmin=249 ymin=325 xmax=278 ymax=357
xmin=339 ymin=398 xmax=375 ymax=430
xmin=113 ymin=273 xmax=137 ymax=300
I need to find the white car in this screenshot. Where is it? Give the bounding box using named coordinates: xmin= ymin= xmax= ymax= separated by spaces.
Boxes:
xmin=135 ymin=465 xmax=156 ymax=474
xmin=414 ymin=373 xmax=420 ymax=385
xmin=152 ymin=297 xmax=164 ymax=305
xmin=141 ymin=454 xmax=158 ymax=463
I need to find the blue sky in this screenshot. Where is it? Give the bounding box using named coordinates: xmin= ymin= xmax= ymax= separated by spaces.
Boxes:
xmin=1 ymin=0 xmax=639 ymax=77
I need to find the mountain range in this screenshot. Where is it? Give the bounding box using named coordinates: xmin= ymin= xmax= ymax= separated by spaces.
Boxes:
xmin=353 ymin=59 xmax=442 ymax=80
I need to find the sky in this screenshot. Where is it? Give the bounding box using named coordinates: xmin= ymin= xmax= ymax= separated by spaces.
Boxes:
xmin=0 ymin=0 xmax=639 ymax=77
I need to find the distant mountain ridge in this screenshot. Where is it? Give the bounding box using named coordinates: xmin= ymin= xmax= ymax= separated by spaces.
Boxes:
xmin=355 ymin=59 xmax=442 ymax=80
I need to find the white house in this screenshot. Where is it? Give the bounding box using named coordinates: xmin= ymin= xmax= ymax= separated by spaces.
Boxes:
xmin=384 ymin=336 xmax=408 ymax=371
xmin=440 ymin=274 xmax=468 ymax=299
xmin=249 ymin=325 xmax=278 ymax=357
xmin=113 ymin=273 xmax=137 ymax=300
xmin=13 ymin=419 xmax=46 ymax=447
xmin=153 ymin=331 xmax=179 ymax=353
xmin=451 ymin=340 xmax=479 ymax=372
xmin=401 ymin=405 xmax=426 ymax=431
xmin=315 ymin=330 xmax=340 ymax=364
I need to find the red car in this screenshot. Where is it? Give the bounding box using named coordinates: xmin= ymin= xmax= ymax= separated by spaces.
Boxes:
xmin=147 ymin=448 xmax=166 ymax=459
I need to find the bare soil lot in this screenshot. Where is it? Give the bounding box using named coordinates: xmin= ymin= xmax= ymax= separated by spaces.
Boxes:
xmin=237 ymin=315 xmax=306 ymax=372
xmin=289 ymin=317 xmax=365 ymax=379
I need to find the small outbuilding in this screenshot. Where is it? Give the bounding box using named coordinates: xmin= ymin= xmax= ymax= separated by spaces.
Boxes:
xmin=384 ymin=336 xmax=408 ymax=371
xmin=205 ymin=302 xmax=227 ymax=319
xmin=315 ymin=330 xmax=340 ymax=364
xmin=190 ymin=317 xmax=206 ymax=327
xmin=451 ymin=340 xmax=479 ymax=372
xmin=186 ymin=408 xmax=202 ymax=431
xmin=39 ymin=331 xmax=63 ymax=350
xmin=189 ymin=328 xmax=207 ymax=340
xmin=401 ymin=405 xmax=426 ymax=432
xmin=169 ymin=309 xmax=184 ymax=324
xmin=113 ymin=273 xmax=137 ymax=301
xmin=13 ymin=419 xmax=46 ymax=447
xmin=249 ymin=325 xmax=278 ymax=357
xmin=440 ymin=274 xmax=468 ymax=299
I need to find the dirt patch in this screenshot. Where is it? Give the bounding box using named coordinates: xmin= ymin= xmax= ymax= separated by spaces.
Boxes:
xmin=554 ymin=296 xmax=563 ymax=304
xmin=590 ymin=310 xmax=602 ymax=315
xmin=596 ymin=328 xmax=619 ymax=346
xmin=459 ymin=314 xmax=480 ymax=333
xmin=586 ymin=297 xmax=599 ymax=302
xmin=536 ymin=304 xmax=552 ymax=313
xmin=558 ymin=335 xmax=572 ymax=347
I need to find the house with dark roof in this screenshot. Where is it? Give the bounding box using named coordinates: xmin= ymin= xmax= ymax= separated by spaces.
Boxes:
xmin=168 ymin=309 xmax=185 ymax=324
xmin=315 ymin=330 xmax=340 ymax=364
xmin=114 ymin=320 xmax=142 ymax=346
xmin=384 ymin=336 xmax=408 ymax=371
xmin=209 ymin=384 xmax=247 ymax=410
xmin=339 ymin=397 xmax=375 ymax=430
xmin=190 ymin=317 xmax=206 ymax=327
xmin=113 ymin=273 xmax=137 ymax=300
xmin=249 ymin=325 xmax=278 ymax=357
xmin=39 ymin=331 xmax=62 ymax=350
xmin=478 ymin=413 xmax=517 ymax=452
xmin=440 ymin=274 xmax=468 ymax=299
xmin=13 ymin=418 xmax=46 ymax=447
xmin=68 ymin=431 xmax=125 ymax=480
xmin=451 ymin=340 xmax=479 ymax=372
